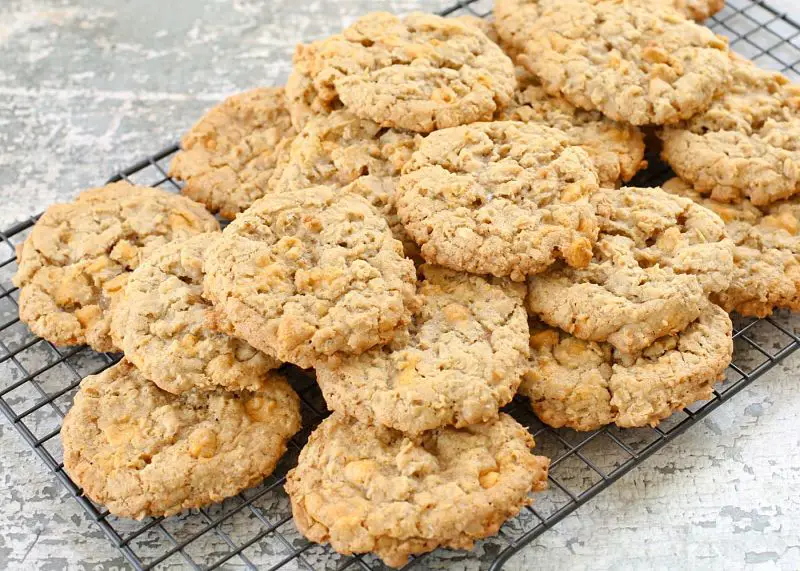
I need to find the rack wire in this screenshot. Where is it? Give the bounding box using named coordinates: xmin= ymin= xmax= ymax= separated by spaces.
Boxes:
xmin=2 ymin=0 xmax=800 ymax=569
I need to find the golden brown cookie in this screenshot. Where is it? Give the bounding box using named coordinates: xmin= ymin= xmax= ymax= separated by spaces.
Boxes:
xmin=528 ymin=186 xmax=734 ymax=354
xmin=13 ymin=183 xmax=219 ymax=352
xmin=285 ymin=412 xmax=549 ymax=568
xmin=664 ymin=177 xmax=800 ymax=316
xmin=396 ymin=121 xmax=600 ymax=281
xmin=285 ymin=12 xmax=515 ymax=132
xmin=203 ymin=186 xmax=419 ymax=369
xmin=315 ymin=265 xmax=529 ymax=434
xmin=62 ymin=359 xmax=301 ymax=519
xmin=497 ymin=66 xmax=647 ymax=186
xmin=522 ymin=303 xmax=732 ymax=430
xmin=111 ymin=233 xmax=280 ymax=394
xmin=269 ymin=109 xmax=419 ymax=255
xmin=169 ymin=87 xmax=296 ymax=219
xmin=660 ymin=56 xmax=800 ymax=205
xmin=496 ymin=0 xmax=730 ymax=125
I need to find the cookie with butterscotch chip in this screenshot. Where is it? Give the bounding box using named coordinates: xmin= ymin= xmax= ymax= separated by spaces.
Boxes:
xmin=111 ymin=233 xmax=280 ymax=394
xmin=285 ymin=412 xmax=549 ymax=568
xmin=62 ymin=360 xmax=301 ymax=519
xmin=396 ymin=121 xmax=600 ymax=281
xmin=316 ymin=265 xmax=529 ymax=434
xmin=203 ymin=186 xmax=418 ymax=368
xmin=522 ymin=303 xmax=732 ymax=431
xmin=528 ymin=186 xmax=734 ymax=354
xmin=13 ymin=182 xmax=219 ymax=352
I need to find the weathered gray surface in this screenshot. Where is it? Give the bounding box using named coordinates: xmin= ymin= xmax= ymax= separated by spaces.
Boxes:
xmin=2 ymin=1 xmax=800 ymax=570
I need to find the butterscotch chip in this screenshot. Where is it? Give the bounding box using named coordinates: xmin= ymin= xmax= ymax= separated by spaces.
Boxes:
xmin=285 ymin=12 xmax=515 ymax=132
xmin=169 ymin=87 xmax=296 ymax=219
xmin=285 ymin=412 xmax=549 ymax=568
xmin=111 ymin=233 xmax=280 ymax=394
xmin=522 ymin=304 xmax=732 ymax=431
xmin=669 ymin=0 xmax=725 ymax=21
xmin=396 ymin=121 xmax=600 ymax=281
xmin=664 ymin=177 xmax=800 ymax=316
xmin=61 ymin=360 xmax=301 ymax=519
xmin=497 ymin=66 xmax=647 ymax=186
xmin=496 ymin=0 xmax=730 ymax=126
xmin=316 ymin=265 xmax=529 ymax=434
xmin=269 ymin=109 xmax=419 ymax=255
xmin=203 ymin=186 xmax=418 ymax=368
xmin=660 ymin=56 xmax=800 ymax=205
xmin=528 ymin=186 xmax=734 ymax=354
xmin=13 ymin=183 xmax=219 ymax=352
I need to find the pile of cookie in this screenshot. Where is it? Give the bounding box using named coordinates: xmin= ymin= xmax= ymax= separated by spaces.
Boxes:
xmin=11 ymin=0 xmax=800 ymax=566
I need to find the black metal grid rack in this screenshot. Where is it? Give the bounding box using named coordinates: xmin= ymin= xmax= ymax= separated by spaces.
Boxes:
xmin=2 ymin=0 xmax=800 ymax=569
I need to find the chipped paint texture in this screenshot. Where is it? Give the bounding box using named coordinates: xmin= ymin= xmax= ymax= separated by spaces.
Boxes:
xmin=2 ymin=1 xmax=800 ymax=570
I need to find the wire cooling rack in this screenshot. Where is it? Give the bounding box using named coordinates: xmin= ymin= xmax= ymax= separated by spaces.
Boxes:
xmin=2 ymin=0 xmax=800 ymax=569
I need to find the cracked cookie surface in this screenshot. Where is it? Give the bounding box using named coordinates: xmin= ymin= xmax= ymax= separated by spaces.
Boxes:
xmin=527 ymin=186 xmax=734 ymax=354
xmin=497 ymin=66 xmax=647 ymax=186
xmin=496 ymin=0 xmax=730 ymax=125
xmin=203 ymin=186 xmax=418 ymax=369
xmin=522 ymin=303 xmax=732 ymax=430
xmin=664 ymin=177 xmax=800 ymax=317
xmin=13 ymin=183 xmax=219 ymax=353
xmin=660 ymin=56 xmax=800 ymax=205
xmin=397 ymin=121 xmax=600 ymax=281
xmin=269 ymin=109 xmax=419 ymax=255
xmin=315 ymin=265 xmax=529 ymax=434
xmin=284 ymin=412 xmax=549 ymax=568
xmin=169 ymin=87 xmax=296 ymax=219
xmin=112 ymin=233 xmax=280 ymax=394
xmin=286 ymin=12 xmax=515 ymax=133
xmin=62 ymin=359 xmax=301 ymax=519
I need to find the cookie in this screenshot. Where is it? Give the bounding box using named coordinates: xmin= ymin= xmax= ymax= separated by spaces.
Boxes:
xmin=670 ymin=0 xmax=725 ymax=21
xmin=203 ymin=186 xmax=419 ymax=368
xmin=664 ymin=177 xmax=800 ymax=317
xmin=13 ymin=183 xmax=219 ymax=353
xmin=521 ymin=303 xmax=732 ymax=430
xmin=269 ymin=109 xmax=419 ymax=255
xmin=169 ymin=87 xmax=296 ymax=219
xmin=497 ymin=66 xmax=647 ymax=186
xmin=315 ymin=265 xmax=529 ymax=434
xmin=111 ymin=233 xmax=280 ymax=394
xmin=660 ymin=56 xmax=800 ymax=205
xmin=284 ymin=412 xmax=549 ymax=568
xmin=285 ymin=12 xmax=515 ymax=133
xmin=496 ymin=0 xmax=730 ymax=126
xmin=396 ymin=121 xmax=600 ymax=281
xmin=527 ymin=186 xmax=734 ymax=354
xmin=62 ymin=359 xmax=301 ymax=519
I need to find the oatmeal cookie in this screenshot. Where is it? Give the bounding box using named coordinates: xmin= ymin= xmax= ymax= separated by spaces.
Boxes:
xmin=269 ymin=110 xmax=419 ymax=255
xmin=315 ymin=265 xmax=529 ymax=434
xmin=497 ymin=66 xmax=647 ymax=186
xmin=528 ymin=186 xmax=734 ymax=354
xmin=285 ymin=412 xmax=549 ymax=568
xmin=13 ymin=183 xmax=219 ymax=352
xmin=285 ymin=12 xmax=515 ymax=132
xmin=522 ymin=303 xmax=732 ymax=430
xmin=396 ymin=121 xmax=600 ymax=281
xmin=111 ymin=233 xmax=280 ymax=394
xmin=62 ymin=359 xmax=301 ymax=519
xmin=203 ymin=186 xmax=418 ymax=368
xmin=169 ymin=87 xmax=296 ymax=219
xmin=660 ymin=56 xmax=800 ymax=205
xmin=664 ymin=177 xmax=800 ymax=316
xmin=496 ymin=0 xmax=730 ymax=125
